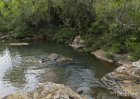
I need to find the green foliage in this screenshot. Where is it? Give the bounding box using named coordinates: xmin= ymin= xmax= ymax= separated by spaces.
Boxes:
xmin=128 ymin=43 xmax=140 ymax=61
xmin=0 ymin=0 xmax=140 ymax=60
xmin=53 ymin=27 xmax=74 ymax=43
xmin=125 ymin=32 xmax=140 ymax=61
xmin=84 ymin=0 xmax=140 ymax=60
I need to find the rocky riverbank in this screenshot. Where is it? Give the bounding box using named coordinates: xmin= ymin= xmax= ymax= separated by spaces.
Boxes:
xmin=69 ymin=36 xmax=140 ymax=98
xmin=101 ymin=63 xmax=140 ymax=98
xmin=91 ymin=50 xmax=140 ymax=98
xmin=3 ymin=82 xmax=83 ymax=99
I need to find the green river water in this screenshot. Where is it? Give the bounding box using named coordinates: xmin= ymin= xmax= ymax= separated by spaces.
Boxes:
xmin=0 ymin=41 xmax=130 ymax=99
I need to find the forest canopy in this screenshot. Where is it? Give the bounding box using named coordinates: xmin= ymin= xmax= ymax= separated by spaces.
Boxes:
xmin=0 ymin=0 xmax=140 ymax=60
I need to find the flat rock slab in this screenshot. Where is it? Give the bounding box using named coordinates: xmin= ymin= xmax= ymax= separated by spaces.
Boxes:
xmin=3 ymin=82 xmax=83 ymax=99
xmin=9 ymin=43 xmax=29 ymax=46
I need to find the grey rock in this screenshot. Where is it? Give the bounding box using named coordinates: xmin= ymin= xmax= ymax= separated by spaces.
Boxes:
xmin=101 ymin=62 xmax=140 ymax=98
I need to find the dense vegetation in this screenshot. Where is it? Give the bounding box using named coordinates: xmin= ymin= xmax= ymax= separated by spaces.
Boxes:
xmin=0 ymin=0 xmax=140 ymax=60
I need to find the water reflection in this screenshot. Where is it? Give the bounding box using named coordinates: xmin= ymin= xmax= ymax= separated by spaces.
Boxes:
xmin=0 ymin=49 xmax=16 ymax=97
xmin=0 ymin=49 xmax=12 ymax=79
xmin=1 ymin=48 xmax=26 ymax=87
xmin=0 ymin=47 xmax=39 ymax=97
xmin=3 ymin=65 xmax=27 ymax=87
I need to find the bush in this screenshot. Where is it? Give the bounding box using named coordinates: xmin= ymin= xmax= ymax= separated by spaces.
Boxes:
xmin=128 ymin=43 xmax=140 ymax=61
xmin=53 ymin=27 xmax=75 ymax=43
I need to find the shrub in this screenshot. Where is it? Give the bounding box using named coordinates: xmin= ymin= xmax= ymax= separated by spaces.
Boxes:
xmin=53 ymin=27 xmax=75 ymax=43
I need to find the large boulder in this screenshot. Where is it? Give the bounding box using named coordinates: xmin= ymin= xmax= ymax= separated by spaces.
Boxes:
xmin=3 ymin=82 xmax=83 ymax=99
xmin=101 ymin=61 xmax=140 ymax=98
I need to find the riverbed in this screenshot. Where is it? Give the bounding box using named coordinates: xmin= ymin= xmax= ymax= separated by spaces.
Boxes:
xmin=0 ymin=41 xmax=130 ymax=99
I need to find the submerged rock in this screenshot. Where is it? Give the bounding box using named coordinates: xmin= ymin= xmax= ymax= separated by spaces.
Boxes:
xmin=23 ymin=53 xmax=73 ymax=65
xmin=3 ymin=82 xmax=83 ymax=99
xmin=101 ymin=62 xmax=140 ymax=98
xmin=40 ymin=53 xmax=73 ymax=64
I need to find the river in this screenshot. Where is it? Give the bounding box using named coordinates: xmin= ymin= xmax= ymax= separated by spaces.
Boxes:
xmin=0 ymin=41 xmax=130 ymax=99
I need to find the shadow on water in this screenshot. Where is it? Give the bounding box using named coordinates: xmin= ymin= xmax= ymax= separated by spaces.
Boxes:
xmin=0 ymin=41 xmax=131 ymax=99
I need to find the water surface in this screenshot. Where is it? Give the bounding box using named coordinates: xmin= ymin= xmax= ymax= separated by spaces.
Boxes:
xmin=0 ymin=41 xmax=130 ymax=99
